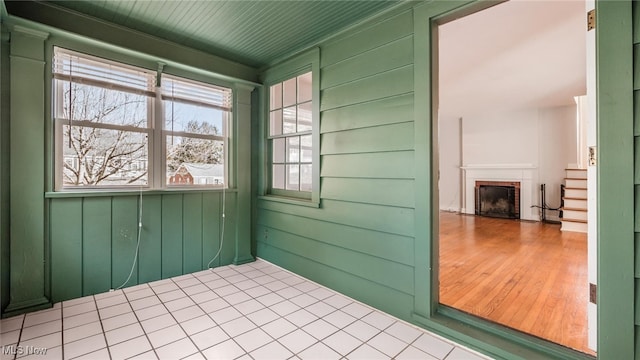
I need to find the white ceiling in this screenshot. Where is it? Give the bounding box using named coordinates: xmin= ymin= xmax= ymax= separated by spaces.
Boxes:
xmin=438 ymin=0 xmax=587 ymax=119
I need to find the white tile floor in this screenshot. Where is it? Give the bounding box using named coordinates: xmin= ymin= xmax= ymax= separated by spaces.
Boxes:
xmin=0 ymin=259 xmax=490 ymax=360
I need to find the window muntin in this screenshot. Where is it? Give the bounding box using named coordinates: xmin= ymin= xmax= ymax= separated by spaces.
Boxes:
xmin=268 ymin=71 xmax=313 ymax=194
xmin=53 ymin=47 xmax=232 ymax=190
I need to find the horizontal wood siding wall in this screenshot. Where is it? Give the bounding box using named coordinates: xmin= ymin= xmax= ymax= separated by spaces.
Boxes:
xmin=49 ymin=192 xmax=234 ymax=302
xmin=256 ymin=9 xmax=417 ymax=319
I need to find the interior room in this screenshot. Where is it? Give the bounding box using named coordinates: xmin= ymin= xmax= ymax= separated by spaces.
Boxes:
xmin=0 ymin=1 xmax=638 ymax=359
xmin=437 ymin=0 xmax=593 ymax=354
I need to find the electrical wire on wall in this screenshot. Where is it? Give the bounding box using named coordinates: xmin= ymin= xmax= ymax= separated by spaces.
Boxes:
xmin=114 ymin=188 xmax=144 ymax=290
xmin=207 ymin=186 xmax=226 ymax=269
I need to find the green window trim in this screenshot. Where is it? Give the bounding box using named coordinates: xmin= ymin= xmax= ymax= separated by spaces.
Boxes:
xmin=259 ymin=48 xmax=320 ymax=207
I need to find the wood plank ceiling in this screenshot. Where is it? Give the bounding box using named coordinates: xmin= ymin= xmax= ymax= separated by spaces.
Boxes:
xmin=28 ymin=0 xmax=401 ymax=68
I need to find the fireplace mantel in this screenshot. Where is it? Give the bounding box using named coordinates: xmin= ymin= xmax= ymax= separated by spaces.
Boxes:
xmin=461 ymin=164 xmax=537 ymax=170
xmin=461 ymin=164 xmax=538 ymax=221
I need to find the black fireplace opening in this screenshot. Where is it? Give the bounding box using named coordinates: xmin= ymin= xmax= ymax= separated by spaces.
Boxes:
xmin=476 ymin=185 xmax=519 ymax=219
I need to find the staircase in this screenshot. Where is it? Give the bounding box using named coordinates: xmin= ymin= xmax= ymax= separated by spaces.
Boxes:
xmin=561 ymin=168 xmax=587 ymax=233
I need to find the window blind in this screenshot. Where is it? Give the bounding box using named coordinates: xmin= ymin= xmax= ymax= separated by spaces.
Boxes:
xmin=53 ymin=47 xmax=155 ymax=97
xmin=162 ymin=75 xmax=232 ymax=112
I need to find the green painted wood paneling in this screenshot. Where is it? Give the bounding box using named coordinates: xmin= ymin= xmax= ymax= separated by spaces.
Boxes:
xmin=260 ymin=8 xmax=419 ymax=318
xmin=257 ymin=225 xmax=413 ymax=294
xmin=220 ymin=195 xmax=237 ymax=265
xmin=320 ymin=121 xmax=414 ymax=155
xmin=636 ymin=233 xmax=640 ymax=278
xmin=183 ymin=193 xmax=203 ymax=273
xmin=46 ymin=192 xmax=234 ymax=298
xmin=635 ymin=44 xmax=640 ymax=91
xmin=0 ymin=28 xmax=10 ymax=314
xmin=202 ymin=192 xmax=221 ymax=268
xmin=320 ymin=65 xmax=413 ymax=111
xmin=633 ymin=0 xmax=640 ymax=357
xmin=631 ymin=1 xmax=640 ymax=45
xmin=636 ymin=278 xmax=640 ymax=325
xmin=321 ymin=178 xmax=415 ymax=208
xmin=256 ymin=242 xmax=416 ymax=320
xmin=635 ymin=7 xmax=640 ymax=354
xmin=597 ymin=1 xmax=635 ymax=358
xmin=635 ymin=0 xmax=640 ymax=45
xmin=321 ymin=35 xmax=413 ymax=89
xmin=6 ymin=28 xmax=49 ymax=313
xmin=233 ymin=87 xmax=255 ymax=265
xmin=138 ymin=195 xmax=162 ymax=284
xmin=321 ymin=9 xmax=413 ymax=67
xmin=321 ymin=93 xmax=413 ymax=134
xmin=50 ymin=198 xmax=83 ymax=302
xmin=82 ymin=198 xmax=112 ymax=295
xmin=635 ymin=91 xmax=640 ymax=137
xmin=16 ymin=0 xmax=398 ymax=69
xmin=257 ymin=209 xmax=414 ymax=266
xmin=321 ymin=151 xmax=414 ymax=179
xmin=111 ymin=196 xmax=140 ymax=289
xmin=4 ymin=2 xmax=259 ymax=83
xmin=412 ymin=1 xmax=437 ymax=318
xmin=161 ymin=194 xmax=183 ymax=278
xmin=259 ymin=199 xmax=414 ymax=237
xmin=637 ymin=329 xmax=640 ymax=359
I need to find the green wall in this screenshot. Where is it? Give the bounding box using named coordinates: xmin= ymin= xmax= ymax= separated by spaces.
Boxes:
xmin=0 ymin=14 xmax=255 ymax=317
xmin=0 ymin=22 xmax=9 ymax=315
xmin=48 ymin=192 xmax=235 ymax=302
xmin=633 ymin=0 xmax=640 ymax=355
xmin=255 ymin=1 xmax=639 ymax=359
xmin=256 ymin=7 xmax=417 ymax=320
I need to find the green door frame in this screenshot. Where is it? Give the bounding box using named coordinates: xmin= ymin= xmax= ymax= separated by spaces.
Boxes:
xmin=412 ymin=1 xmax=634 ymax=359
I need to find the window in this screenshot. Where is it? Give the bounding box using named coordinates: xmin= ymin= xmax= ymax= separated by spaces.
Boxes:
xmin=53 ymin=48 xmax=231 ymax=190
xmin=163 ymin=76 xmax=230 ymax=187
xmin=268 ymin=72 xmax=313 ymax=196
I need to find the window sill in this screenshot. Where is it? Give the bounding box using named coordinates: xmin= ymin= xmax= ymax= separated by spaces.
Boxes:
xmin=258 ymin=195 xmax=320 ymax=208
xmin=45 ymin=188 xmax=237 ymax=198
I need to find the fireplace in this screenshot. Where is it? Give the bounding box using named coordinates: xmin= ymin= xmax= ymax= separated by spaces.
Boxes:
xmin=475 ymin=181 xmax=520 ymax=219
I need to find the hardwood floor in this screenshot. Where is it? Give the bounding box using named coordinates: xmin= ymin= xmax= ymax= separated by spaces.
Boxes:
xmin=439 ymin=212 xmax=593 ymax=355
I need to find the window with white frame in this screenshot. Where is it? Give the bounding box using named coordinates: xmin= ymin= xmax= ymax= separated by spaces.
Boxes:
xmin=268 ymin=72 xmax=313 ymax=196
xmin=52 ymin=47 xmax=232 ymax=190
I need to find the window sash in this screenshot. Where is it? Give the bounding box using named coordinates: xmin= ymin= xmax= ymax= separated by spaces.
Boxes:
xmin=267 ymin=71 xmax=313 ymax=194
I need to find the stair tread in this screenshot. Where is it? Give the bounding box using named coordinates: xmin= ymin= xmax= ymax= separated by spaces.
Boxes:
xmin=564 ymin=187 xmax=587 ymax=190
xmin=562 ymin=207 xmax=587 ymax=212
xmin=565 ymin=178 xmax=588 ymax=180
xmin=565 ymin=168 xmax=587 ymax=171
xmin=563 ymin=197 xmax=588 ymax=200
xmin=562 ymin=218 xmax=588 ymax=224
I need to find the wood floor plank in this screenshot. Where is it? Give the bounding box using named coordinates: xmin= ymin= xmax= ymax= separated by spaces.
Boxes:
xmin=438 ymin=212 xmax=593 ymax=355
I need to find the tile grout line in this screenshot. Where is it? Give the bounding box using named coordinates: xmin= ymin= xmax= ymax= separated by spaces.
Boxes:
xmin=4 ymin=259 xmax=489 ymax=360
xmin=254 ymin=257 xmax=482 ymax=356
xmin=121 ymin=285 xmax=163 ymax=360
xmin=89 ymin=294 xmax=116 ymax=360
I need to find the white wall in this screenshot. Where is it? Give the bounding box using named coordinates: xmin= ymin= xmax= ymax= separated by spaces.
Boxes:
xmin=538 ymin=105 xmax=578 ymax=220
xmin=438 ymin=116 xmax=462 ymax=212
xmin=439 ymin=104 xmax=577 ymax=221
xmin=462 ymin=109 xmax=539 ymax=165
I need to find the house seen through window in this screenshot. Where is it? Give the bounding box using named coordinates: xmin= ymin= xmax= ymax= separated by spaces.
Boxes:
xmin=53 ymin=47 xmax=231 ymax=190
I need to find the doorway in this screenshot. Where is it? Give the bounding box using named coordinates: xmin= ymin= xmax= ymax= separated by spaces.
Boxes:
xmin=435 ymin=0 xmax=594 ymax=354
